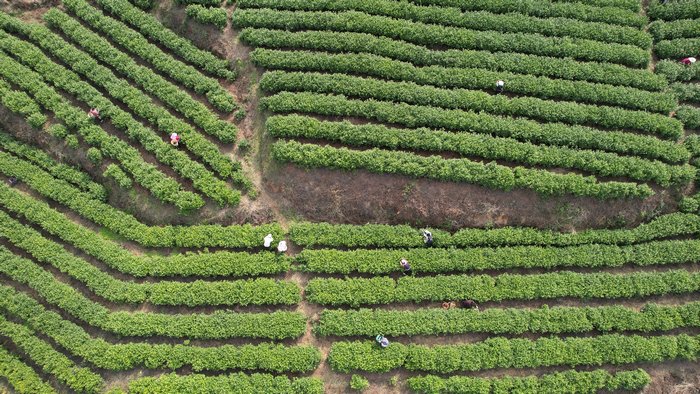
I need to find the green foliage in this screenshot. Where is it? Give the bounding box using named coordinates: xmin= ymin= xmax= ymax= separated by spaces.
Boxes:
xmin=290 ymin=212 xmax=700 ymax=247
xmin=127 ymin=0 xmax=153 ymax=10
xmin=263 ymin=91 xmax=683 ymax=163
xmin=0 ymin=263 xmax=305 ymax=340
xmin=409 ymin=0 xmax=646 ymax=27
xmin=237 ymin=0 xmax=651 ymax=47
xmin=243 ymin=33 xmax=666 ymax=91
xmin=272 ymin=139 xmax=653 ymax=199
xmin=676 ymin=106 xmax=700 ymax=129
xmin=232 ymin=9 xmax=650 ymax=67
xmin=0 ymin=152 xmax=283 ymax=248
xmin=259 ymin=69 xmax=680 ymax=137
xmin=44 ymin=9 xmax=237 ymax=143
xmin=0 ymin=78 xmax=47 ymax=128
xmin=267 ymin=115 xmax=693 ymax=186
xmin=406 ymin=369 xmax=651 ymax=393
xmin=0 ymin=19 xmax=242 ymax=205
xmin=655 ymin=59 xmax=700 ymax=83
xmin=299 ymin=239 xmax=700 ymax=274
xmin=316 ymin=302 xmax=700 ymax=336
xmin=0 ymin=27 xmax=204 ymax=211
xmin=306 ymin=269 xmax=700 ymax=306
xmin=330 ymin=335 xmax=700 ymax=373
xmin=650 ymin=18 xmax=700 ymax=42
xmin=64 ymin=0 xmax=236 ymax=112
xmin=128 ymin=373 xmax=323 ymax=394
xmin=648 ymin=0 xmax=700 ymax=21
xmin=350 ymin=375 xmax=370 ymax=391
xmin=65 ymin=134 xmax=80 ymax=149
xmin=186 ymin=5 xmax=228 ymax=29
xmin=0 ymin=345 xmax=57 ymax=394
xmin=103 ymin=163 xmax=133 ymax=189
xmin=0 ymin=287 xmax=320 ymax=372
xmin=0 ymin=216 xmax=301 ymax=306
xmin=0 ymin=132 xmax=106 ymax=200
xmin=49 ymin=123 xmax=68 ymax=139
xmin=96 ymin=0 xmax=235 ymax=79
xmin=0 ymin=315 xmax=103 ymax=393
xmin=655 ymin=37 xmax=700 ymax=60
xmin=177 ymin=0 xmax=221 ymax=5
xmin=86 ymin=147 xmax=103 ymax=164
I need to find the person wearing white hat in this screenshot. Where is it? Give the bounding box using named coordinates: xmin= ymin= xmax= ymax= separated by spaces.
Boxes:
xmin=277 ymin=240 xmax=288 ymax=253
xmin=263 ymin=233 xmax=273 ymax=248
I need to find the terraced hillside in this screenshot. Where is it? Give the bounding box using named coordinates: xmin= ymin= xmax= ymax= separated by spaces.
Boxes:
xmin=0 ymin=0 xmax=699 ymax=392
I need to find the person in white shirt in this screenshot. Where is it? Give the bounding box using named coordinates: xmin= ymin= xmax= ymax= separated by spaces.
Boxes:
xmin=277 ymin=240 xmax=288 ymax=253
xmin=495 ymin=80 xmax=505 ymax=94
xmin=263 ymin=233 xmax=273 ymax=248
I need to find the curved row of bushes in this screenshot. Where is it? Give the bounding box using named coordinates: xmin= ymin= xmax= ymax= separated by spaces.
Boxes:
xmin=0 ymin=294 xmax=320 ymax=372
xmin=237 ymin=0 xmax=651 ymax=48
xmin=243 ymin=30 xmax=667 ymax=91
xmin=0 ymin=218 xmax=300 ymax=306
xmin=260 ymin=70 xmax=680 ymax=137
xmin=0 ymin=78 xmax=47 ymax=129
xmin=251 ymin=49 xmax=676 ymax=117
xmin=272 ymin=140 xmax=653 ymax=199
xmin=0 ymin=153 xmax=281 ymax=247
xmin=128 ymin=373 xmax=323 ymax=394
xmin=232 ymin=9 xmax=651 ymax=67
xmin=263 ymin=91 xmax=682 ymax=161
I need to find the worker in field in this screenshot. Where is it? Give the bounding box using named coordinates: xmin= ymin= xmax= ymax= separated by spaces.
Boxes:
xmin=442 ymin=301 xmax=456 ymax=309
xmin=375 ymin=335 xmax=390 ymax=348
xmin=681 ymin=57 xmax=697 ymax=65
xmin=495 ymin=80 xmax=505 ymax=94
xmin=263 ymin=233 xmax=274 ymax=249
xmin=400 ymin=258 xmax=412 ymax=276
xmin=277 ymin=240 xmax=288 ymax=253
xmin=88 ymin=107 xmax=102 ymax=122
xmin=422 ymin=229 xmax=433 ymax=247
xmin=7 ymin=176 xmax=18 ymax=187
xmin=461 ymin=299 xmax=479 ymax=310
xmin=170 ymin=132 xmax=180 ymax=146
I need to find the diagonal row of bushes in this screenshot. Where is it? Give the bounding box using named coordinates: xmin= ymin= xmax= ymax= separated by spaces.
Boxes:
xmin=407 ymin=369 xmax=651 ymax=394
xmin=315 ymin=302 xmax=700 ymax=336
xmin=237 ymin=0 xmax=652 ymax=48
xmin=0 ymin=47 xmax=203 ymax=211
xmin=0 ymin=315 xmax=103 ymax=393
xmin=0 ymin=294 xmax=321 ymax=373
xmin=0 ymin=27 xmax=240 ymax=205
xmin=263 ymin=91 xmax=682 ymax=162
xmin=272 ymin=140 xmax=653 ymax=199
xmin=297 ymin=239 xmax=700 ymax=274
xmin=0 ymin=345 xmax=56 ymax=394
xmin=0 ymin=182 xmax=289 ymax=277
xmin=260 ymin=70 xmax=681 ymax=138
xmin=289 ymin=212 xmax=700 ymax=248
xmin=0 ymin=132 xmax=106 ymax=201
xmin=647 ymin=0 xmax=700 ymax=21
xmin=267 ymin=115 xmax=691 ymax=188
xmin=0 ymin=218 xmax=301 ymax=306
xmin=1 ymin=15 xmax=241 ymax=183
xmin=95 ymin=0 xmax=235 ymax=79
xmin=231 ymin=9 xmax=651 ymax=67
xmin=242 ymin=30 xmax=667 ymax=91
xmin=252 ymin=50 xmax=675 ymax=118
xmin=0 ymin=260 xmax=305 ymax=339
xmin=0 ymin=152 xmax=281 ymax=247
xmin=328 ymin=334 xmax=700 ymax=373
xmin=305 ymin=269 xmax=700 ymax=306
xmin=64 ymin=0 xmax=235 ymax=111
xmin=185 ymin=4 xmax=228 ymax=29
xmin=44 ymin=9 xmax=238 ymax=143
xmin=0 ymin=78 xmax=47 ymax=129
xmin=410 ymin=0 xmax=646 ymax=27
xmin=128 ymin=373 xmax=323 ymax=394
